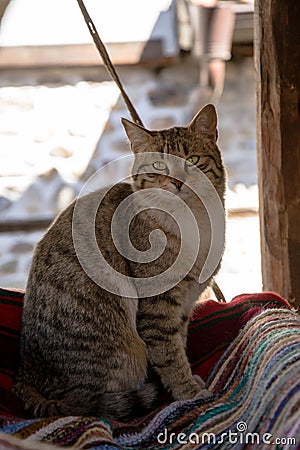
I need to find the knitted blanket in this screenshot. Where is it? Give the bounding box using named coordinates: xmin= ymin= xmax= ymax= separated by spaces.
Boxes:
xmin=0 ymin=288 xmax=299 ymax=449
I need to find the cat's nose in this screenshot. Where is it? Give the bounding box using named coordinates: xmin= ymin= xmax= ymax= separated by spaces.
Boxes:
xmin=171 ymin=179 xmax=183 ymax=191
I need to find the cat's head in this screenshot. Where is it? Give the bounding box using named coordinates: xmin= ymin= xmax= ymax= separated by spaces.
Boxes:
xmin=121 ymin=104 xmax=226 ymax=201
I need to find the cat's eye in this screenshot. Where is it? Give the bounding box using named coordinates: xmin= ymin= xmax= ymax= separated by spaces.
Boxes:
xmin=186 ymin=155 xmax=200 ymax=165
xmin=152 ymin=161 xmax=168 ymax=171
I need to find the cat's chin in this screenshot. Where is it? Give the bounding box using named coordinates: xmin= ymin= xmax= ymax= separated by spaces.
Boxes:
xmin=170 ymin=189 xmax=189 ymax=200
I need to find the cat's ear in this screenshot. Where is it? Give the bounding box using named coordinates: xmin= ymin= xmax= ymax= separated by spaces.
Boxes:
xmin=188 ymin=104 xmax=218 ymax=139
xmin=121 ymin=118 xmax=152 ymax=152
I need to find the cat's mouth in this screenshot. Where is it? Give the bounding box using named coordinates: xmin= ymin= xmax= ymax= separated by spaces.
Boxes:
xmin=160 ymin=183 xmax=187 ymax=196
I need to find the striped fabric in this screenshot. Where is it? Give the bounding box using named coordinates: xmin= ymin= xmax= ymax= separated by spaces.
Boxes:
xmin=0 ymin=288 xmax=24 ymax=418
xmin=0 ymin=288 xmax=299 ymax=449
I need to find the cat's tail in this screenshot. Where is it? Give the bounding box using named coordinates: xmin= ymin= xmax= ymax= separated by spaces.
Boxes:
xmin=13 ymin=381 xmax=160 ymax=421
xmin=83 ymin=383 xmax=160 ymax=420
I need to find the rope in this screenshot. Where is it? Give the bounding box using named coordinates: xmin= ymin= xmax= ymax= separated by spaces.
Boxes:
xmin=76 ymin=0 xmax=144 ymax=127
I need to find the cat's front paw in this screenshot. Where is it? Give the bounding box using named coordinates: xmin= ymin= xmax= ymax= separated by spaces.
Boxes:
xmin=193 ymin=375 xmax=212 ymax=399
xmin=194 ymin=388 xmax=212 ymax=400
xmin=193 ymin=374 xmax=205 ymax=389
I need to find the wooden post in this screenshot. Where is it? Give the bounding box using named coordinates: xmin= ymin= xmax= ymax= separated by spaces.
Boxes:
xmin=254 ymin=1 xmax=300 ymax=307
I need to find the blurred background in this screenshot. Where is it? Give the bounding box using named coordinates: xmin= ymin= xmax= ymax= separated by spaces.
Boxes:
xmin=0 ymin=0 xmax=259 ymax=300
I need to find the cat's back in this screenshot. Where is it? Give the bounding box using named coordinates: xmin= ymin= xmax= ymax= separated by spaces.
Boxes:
xmin=25 ymin=182 xmax=134 ymax=305
xmin=31 ymin=182 xmax=133 ymax=263
xmin=23 ymin=181 xmax=137 ymax=355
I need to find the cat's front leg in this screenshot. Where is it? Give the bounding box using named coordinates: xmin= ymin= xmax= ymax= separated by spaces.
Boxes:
xmin=147 ymin=332 xmax=206 ymax=400
xmin=137 ymin=304 xmax=209 ymax=401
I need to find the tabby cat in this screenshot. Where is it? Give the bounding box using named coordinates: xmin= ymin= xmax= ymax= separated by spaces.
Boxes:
xmin=13 ymin=104 xmax=226 ymax=420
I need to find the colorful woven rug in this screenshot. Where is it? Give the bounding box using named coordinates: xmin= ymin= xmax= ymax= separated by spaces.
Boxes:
xmin=0 ymin=288 xmax=299 ymax=449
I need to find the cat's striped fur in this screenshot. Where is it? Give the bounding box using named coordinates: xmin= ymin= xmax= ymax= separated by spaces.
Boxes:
xmin=13 ymin=105 xmax=226 ymax=420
